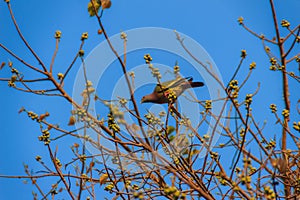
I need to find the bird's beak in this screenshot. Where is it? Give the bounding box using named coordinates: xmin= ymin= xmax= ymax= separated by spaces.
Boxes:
xmin=140 ymin=96 xmax=145 ymax=104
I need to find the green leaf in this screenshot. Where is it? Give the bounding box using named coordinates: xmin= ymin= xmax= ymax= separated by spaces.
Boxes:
xmin=88 ymin=1 xmax=101 ymax=17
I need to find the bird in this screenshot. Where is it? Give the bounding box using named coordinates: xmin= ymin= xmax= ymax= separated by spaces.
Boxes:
xmin=141 ymin=76 xmax=204 ymax=104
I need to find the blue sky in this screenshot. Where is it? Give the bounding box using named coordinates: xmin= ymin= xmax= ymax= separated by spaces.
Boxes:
xmin=0 ymin=0 xmax=299 ymax=199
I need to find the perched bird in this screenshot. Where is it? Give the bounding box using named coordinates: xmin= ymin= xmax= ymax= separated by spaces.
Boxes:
xmin=141 ymin=77 xmax=204 ymax=104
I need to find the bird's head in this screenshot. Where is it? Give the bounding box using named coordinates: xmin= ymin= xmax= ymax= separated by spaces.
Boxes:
xmin=141 ymin=93 xmax=165 ymax=104
xmin=141 ymin=95 xmax=149 ymax=104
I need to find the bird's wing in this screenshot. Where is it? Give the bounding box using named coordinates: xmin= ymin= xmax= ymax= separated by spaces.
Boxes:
xmin=162 ymin=77 xmax=191 ymax=88
xmin=154 ymin=77 xmax=191 ymax=93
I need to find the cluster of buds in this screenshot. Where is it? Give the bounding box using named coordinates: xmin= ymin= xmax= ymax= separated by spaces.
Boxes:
xmin=269 ymin=57 xmax=278 ymax=71
xmin=133 ymin=191 xmax=144 ymax=199
xmin=55 ymin=158 xmax=62 ymax=168
xmin=203 ymin=134 xmax=210 ymax=141
xmin=289 ymin=71 xmax=295 ymax=77
xmin=120 ymin=32 xmax=127 ymax=40
xmin=219 ymin=143 xmax=225 ymax=148
xmin=163 ymin=186 xmax=184 ymax=199
xmin=143 ymin=54 xmax=152 ymax=64
xmin=35 ymin=155 xmax=42 ymax=162
xmin=107 ymin=113 xmax=120 ymax=133
xmin=159 ymin=111 xmax=166 ymax=118
xmin=144 ymin=54 xmax=162 ymax=79
xmin=241 ymin=49 xmax=247 ymax=58
xmin=293 ymin=121 xmax=300 ymax=131
xmin=270 ymin=57 xmax=277 ymax=65
xmin=73 ymin=108 xmax=87 ymax=121
xmin=109 ymin=104 xmax=125 ymax=124
xmin=228 ymin=80 xmax=238 ymax=90
xmin=179 ymin=117 xmax=191 ymax=127
xmin=235 ymin=167 xmax=241 ymax=174
xmin=277 ymin=65 xmax=285 ymax=71
xmin=173 ymin=63 xmax=180 ymax=74
xmin=215 ymin=172 xmax=228 ymax=186
xmin=232 ymin=183 xmax=240 ymax=192
xmin=144 ymin=112 xmax=162 ymax=125
xmin=205 ymin=100 xmax=212 ymax=112
xmin=237 ymin=16 xmax=244 ymax=25
xmin=240 ymin=174 xmax=251 ymax=186
xmin=210 ymin=151 xmax=218 ymax=160
xmin=240 ymin=128 xmax=245 ymax=137
xmin=149 ymin=65 xmax=161 ymax=79
xmin=81 ymin=174 xmax=89 ymax=182
xmin=104 ymin=182 xmax=114 ymax=193
xmin=264 ymin=185 xmax=276 ymax=200
xmin=118 ymin=98 xmax=128 ymax=107
xmin=129 ymin=71 xmax=135 ymax=78
xmin=7 ymin=62 xmax=19 ymax=87
xmin=269 ymin=65 xmax=277 ymax=71
xmin=228 ymin=80 xmax=239 ymax=99
xmin=54 ymin=30 xmax=62 ymax=39
xmin=124 ymin=180 xmax=131 ymax=188
xmin=265 ymin=139 xmax=276 ymax=150
xmin=245 ymin=94 xmax=252 ymax=109
xmin=8 ymin=75 xmax=17 ymax=87
xmin=78 ymin=49 xmax=85 ymax=57
xmin=270 ymin=104 xmax=277 ymax=113
xmin=249 ymin=165 xmax=256 ymax=174
xmin=282 ymin=109 xmax=289 ymax=118
xmin=27 ymin=111 xmax=39 ymax=120
xmin=50 ymin=184 xmax=58 ymax=195
xmin=79 ymin=154 xmax=86 ymax=162
xmin=166 ymin=90 xmax=177 ymax=103
xmin=81 ymin=81 xmax=95 ymax=107
xmin=38 ymin=129 xmax=51 ymax=145
xmin=81 ymin=32 xmax=88 ymax=41
xmin=280 ymin=19 xmax=290 ymax=28
xmin=249 ymin=61 xmax=256 ymax=70
xmin=171 ymin=154 xmax=180 ymax=165
xmin=57 ymin=73 xmax=64 ymax=80
xmin=239 ymin=158 xmax=256 ymax=188
xmin=131 ymin=184 xmax=139 ymax=190
xmin=243 ymin=157 xmax=251 ymax=165
xmin=11 ymin=69 xmax=18 ymax=74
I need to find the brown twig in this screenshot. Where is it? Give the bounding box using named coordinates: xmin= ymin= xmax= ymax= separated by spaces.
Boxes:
xmin=6 ymin=2 xmax=47 ymax=72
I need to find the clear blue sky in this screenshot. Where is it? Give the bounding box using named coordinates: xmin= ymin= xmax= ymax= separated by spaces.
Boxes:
xmin=0 ymin=0 xmax=299 ymax=199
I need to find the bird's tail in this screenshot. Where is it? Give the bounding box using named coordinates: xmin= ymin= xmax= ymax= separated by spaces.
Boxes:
xmin=190 ymin=81 xmax=204 ymax=88
xmin=185 ymin=77 xmax=204 ymax=88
